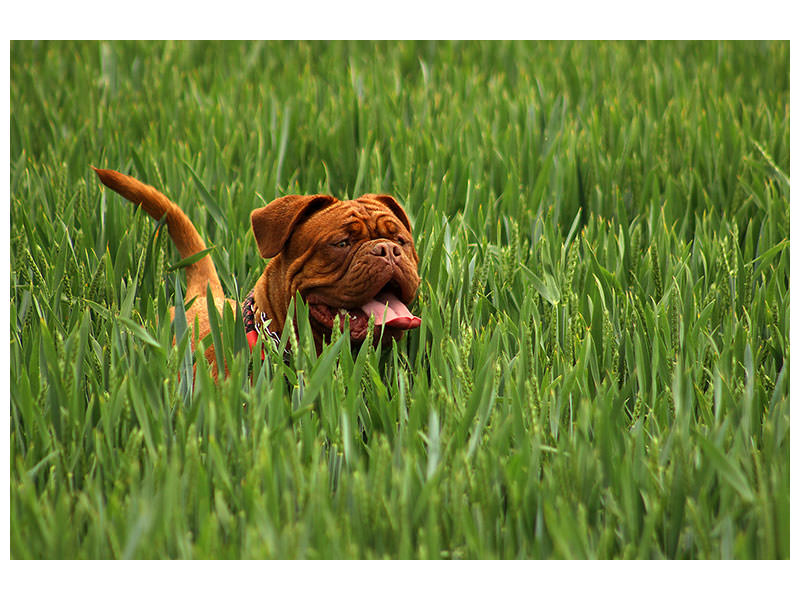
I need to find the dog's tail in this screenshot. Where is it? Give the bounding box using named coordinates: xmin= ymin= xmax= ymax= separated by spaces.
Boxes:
xmin=92 ymin=167 xmax=223 ymax=301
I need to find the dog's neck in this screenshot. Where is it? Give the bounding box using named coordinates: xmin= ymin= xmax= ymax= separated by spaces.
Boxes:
xmin=254 ymin=253 xmax=298 ymax=332
xmin=253 ymin=258 xmax=326 ymax=354
xmin=253 ymin=272 xmax=282 ymax=332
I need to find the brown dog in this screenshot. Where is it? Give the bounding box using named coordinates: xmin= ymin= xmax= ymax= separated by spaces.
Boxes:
xmin=92 ymin=168 xmax=421 ymax=370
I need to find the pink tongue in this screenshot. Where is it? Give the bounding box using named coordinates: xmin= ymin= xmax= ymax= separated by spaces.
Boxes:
xmin=361 ymin=293 xmax=421 ymax=329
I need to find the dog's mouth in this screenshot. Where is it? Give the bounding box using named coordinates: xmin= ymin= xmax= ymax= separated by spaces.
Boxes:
xmin=307 ymin=283 xmax=421 ymax=342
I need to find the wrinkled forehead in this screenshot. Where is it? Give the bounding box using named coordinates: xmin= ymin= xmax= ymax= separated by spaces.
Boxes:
xmin=301 ymin=199 xmax=408 ymax=237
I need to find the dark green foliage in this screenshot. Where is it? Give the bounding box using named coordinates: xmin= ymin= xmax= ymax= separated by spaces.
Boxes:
xmin=10 ymin=40 xmax=788 ymax=558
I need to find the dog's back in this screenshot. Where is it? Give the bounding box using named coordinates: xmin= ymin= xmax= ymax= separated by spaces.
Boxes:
xmin=93 ymin=168 xmax=235 ymax=373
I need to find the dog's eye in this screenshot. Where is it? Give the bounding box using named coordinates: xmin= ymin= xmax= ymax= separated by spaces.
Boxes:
xmin=396 ymin=236 xmax=408 ymax=246
xmin=333 ymin=239 xmax=350 ymax=248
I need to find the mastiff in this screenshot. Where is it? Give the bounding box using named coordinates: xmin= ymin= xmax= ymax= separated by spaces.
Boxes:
xmin=92 ymin=167 xmax=421 ymax=373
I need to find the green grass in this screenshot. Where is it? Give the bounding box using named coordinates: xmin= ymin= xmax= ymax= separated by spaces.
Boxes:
xmin=10 ymin=40 xmax=789 ymax=559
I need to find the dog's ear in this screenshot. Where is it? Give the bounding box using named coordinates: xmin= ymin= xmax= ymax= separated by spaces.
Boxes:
xmin=359 ymin=194 xmax=413 ymax=233
xmin=251 ymin=194 xmax=337 ymax=258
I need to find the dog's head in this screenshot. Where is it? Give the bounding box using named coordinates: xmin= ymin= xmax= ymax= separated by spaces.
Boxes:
xmin=251 ymin=193 xmax=421 ymax=344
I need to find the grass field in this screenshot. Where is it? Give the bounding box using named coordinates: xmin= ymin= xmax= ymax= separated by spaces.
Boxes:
xmin=10 ymin=40 xmax=789 ymax=559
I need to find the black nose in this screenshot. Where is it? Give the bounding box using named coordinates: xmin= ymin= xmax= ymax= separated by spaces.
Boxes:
xmin=371 ymin=241 xmax=402 ymax=260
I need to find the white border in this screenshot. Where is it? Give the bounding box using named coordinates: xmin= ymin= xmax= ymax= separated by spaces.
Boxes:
xmin=4 ymin=1 xmax=797 ymax=40
xmin=4 ymin=3 xmax=795 ymax=596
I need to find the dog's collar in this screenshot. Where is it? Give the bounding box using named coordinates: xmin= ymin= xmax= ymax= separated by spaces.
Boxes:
xmin=242 ymin=290 xmax=283 ymax=355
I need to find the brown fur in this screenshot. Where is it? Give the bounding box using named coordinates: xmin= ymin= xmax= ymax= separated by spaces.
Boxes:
xmin=93 ymin=167 xmax=420 ymax=372
xmin=92 ymin=167 xmax=235 ymax=374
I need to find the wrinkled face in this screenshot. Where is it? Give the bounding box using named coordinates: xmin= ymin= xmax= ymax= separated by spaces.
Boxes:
xmin=275 ymin=195 xmax=421 ymax=343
